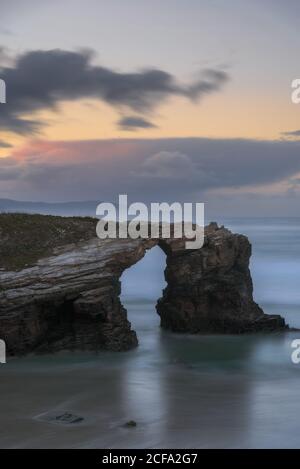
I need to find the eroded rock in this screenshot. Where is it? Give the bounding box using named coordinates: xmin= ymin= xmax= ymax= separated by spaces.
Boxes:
xmin=0 ymin=216 xmax=287 ymax=355
xmin=35 ymin=411 xmax=84 ymax=425
xmin=157 ymin=223 xmax=286 ymax=333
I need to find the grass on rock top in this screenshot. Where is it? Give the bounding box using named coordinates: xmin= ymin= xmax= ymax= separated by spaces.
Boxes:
xmin=0 ymin=213 xmax=98 ymax=271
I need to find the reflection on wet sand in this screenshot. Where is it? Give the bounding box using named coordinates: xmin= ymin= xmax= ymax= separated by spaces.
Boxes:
xmin=1 ymin=221 xmax=300 ymax=449
xmin=0 ymin=305 xmax=299 ymax=448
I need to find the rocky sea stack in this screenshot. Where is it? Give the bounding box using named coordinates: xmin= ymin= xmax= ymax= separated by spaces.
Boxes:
xmin=0 ymin=214 xmax=287 ymax=355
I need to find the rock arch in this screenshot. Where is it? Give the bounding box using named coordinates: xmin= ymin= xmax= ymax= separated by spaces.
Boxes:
xmin=0 ymin=220 xmax=286 ymax=355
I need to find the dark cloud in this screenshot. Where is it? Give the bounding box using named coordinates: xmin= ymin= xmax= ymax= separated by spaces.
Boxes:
xmin=118 ymin=116 xmax=156 ymax=130
xmin=0 ymin=156 xmax=22 ymax=180
xmin=0 ymin=140 xmax=12 ymax=148
xmin=184 ymin=69 xmax=229 ymax=99
xmin=0 ymin=48 xmax=229 ymax=134
xmin=0 ymin=154 xmax=70 ymax=183
xmin=281 ymin=129 xmax=300 ymax=138
xmin=2 ymin=138 xmax=300 ymax=207
xmin=127 ymin=138 xmax=300 ymax=194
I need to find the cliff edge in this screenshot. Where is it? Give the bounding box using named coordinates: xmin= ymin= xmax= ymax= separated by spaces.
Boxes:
xmin=0 ymin=214 xmax=286 ymax=355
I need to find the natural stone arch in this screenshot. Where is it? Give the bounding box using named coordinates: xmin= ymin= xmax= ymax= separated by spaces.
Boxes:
xmin=0 ymin=219 xmax=286 ymax=356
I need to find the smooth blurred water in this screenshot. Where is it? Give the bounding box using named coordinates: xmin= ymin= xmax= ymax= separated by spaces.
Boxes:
xmin=222 ymin=218 xmax=300 ymax=322
xmin=0 ymin=218 xmax=300 ymax=448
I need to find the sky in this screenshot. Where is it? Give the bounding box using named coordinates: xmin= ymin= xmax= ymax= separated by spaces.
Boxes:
xmin=0 ymin=0 xmax=300 ymax=216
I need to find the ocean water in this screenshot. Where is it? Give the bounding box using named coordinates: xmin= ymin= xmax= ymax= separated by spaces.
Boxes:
xmin=0 ymin=218 xmax=300 ymax=448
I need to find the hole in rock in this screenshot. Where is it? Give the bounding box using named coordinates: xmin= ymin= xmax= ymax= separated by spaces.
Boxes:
xmin=120 ymin=245 xmax=167 ymax=336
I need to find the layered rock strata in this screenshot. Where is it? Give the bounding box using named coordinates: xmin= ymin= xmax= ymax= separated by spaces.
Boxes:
xmin=0 ymin=218 xmax=286 ymax=355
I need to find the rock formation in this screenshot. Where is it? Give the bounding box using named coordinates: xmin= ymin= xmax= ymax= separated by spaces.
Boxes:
xmin=0 ymin=215 xmax=286 ymax=355
xmin=157 ymin=223 xmax=286 ymax=334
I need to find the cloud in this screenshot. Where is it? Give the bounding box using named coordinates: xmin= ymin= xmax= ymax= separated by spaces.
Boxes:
xmin=0 ymin=153 xmax=71 ymax=185
xmin=138 ymin=150 xmax=215 ymax=185
xmin=0 ymin=140 xmax=12 ymax=148
xmin=2 ymin=137 xmax=300 ymax=209
xmin=0 ymin=156 xmax=21 ymax=180
xmin=184 ymin=69 xmax=229 ymax=99
xmin=117 ymin=116 xmax=156 ymax=130
xmin=141 ymin=151 xmax=192 ymax=178
xmin=281 ymin=129 xmax=300 ymax=139
xmin=0 ymin=46 xmax=12 ymax=64
xmin=0 ymin=48 xmax=229 ymax=134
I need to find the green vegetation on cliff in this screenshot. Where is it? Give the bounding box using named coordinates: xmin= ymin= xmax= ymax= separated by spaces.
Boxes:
xmin=0 ymin=213 xmax=97 ymax=271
